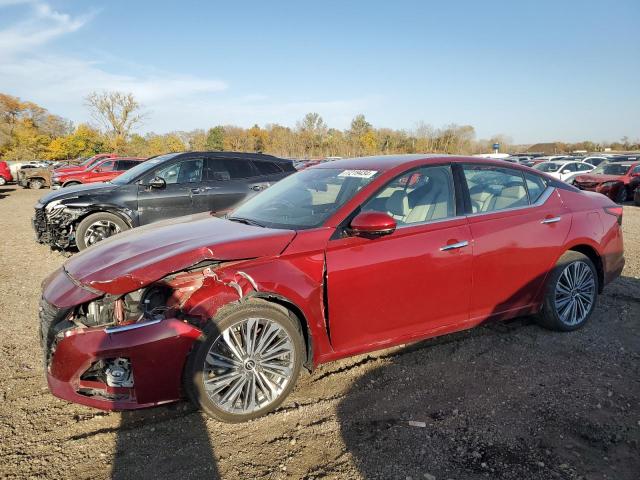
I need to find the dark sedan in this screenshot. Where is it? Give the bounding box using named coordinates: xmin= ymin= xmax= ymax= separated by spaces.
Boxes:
xmin=33 ymin=151 xmax=296 ymax=251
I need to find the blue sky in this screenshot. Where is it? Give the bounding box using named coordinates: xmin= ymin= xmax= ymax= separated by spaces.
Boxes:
xmin=0 ymin=0 xmax=638 ymax=143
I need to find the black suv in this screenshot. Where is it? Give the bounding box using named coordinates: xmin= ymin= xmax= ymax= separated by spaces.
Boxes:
xmin=34 ymin=151 xmax=296 ymax=251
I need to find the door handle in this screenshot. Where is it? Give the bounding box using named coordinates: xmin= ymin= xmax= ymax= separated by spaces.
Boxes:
xmin=541 ymin=216 xmax=561 ymax=224
xmin=439 ymin=240 xmax=469 ymax=251
xmin=190 ymin=187 xmax=202 ymax=194
xmin=251 ymin=185 xmax=265 ymax=191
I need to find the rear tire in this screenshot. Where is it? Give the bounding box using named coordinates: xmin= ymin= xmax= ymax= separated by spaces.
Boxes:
xmin=75 ymin=212 xmax=129 ymax=250
xmin=614 ymin=186 xmax=627 ymax=203
xmin=29 ymin=178 xmax=44 ymax=189
xmin=0 ymin=177 xmax=6 ymax=186
xmin=536 ymin=251 xmax=598 ymax=331
xmin=184 ymin=300 xmax=304 ymax=423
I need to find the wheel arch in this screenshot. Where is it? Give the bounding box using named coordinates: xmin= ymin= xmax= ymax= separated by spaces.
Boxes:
xmin=76 ymin=206 xmax=135 ymax=229
xmin=62 ymin=179 xmax=82 ymax=187
xmin=248 ymin=292 xmax=314 ymax=371
xmin=565 ymin=243 xmax=604 ymax=293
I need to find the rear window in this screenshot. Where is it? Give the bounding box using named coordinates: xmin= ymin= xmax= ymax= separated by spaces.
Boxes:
xmin=252 ymin=161 xmax=282 ymax=175
xmin=205 ymin=158 xmax=257 ymax=180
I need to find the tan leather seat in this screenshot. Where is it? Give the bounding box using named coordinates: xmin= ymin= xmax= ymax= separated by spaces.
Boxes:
xmin=488 ymin=185 xmax=527 ymax=211
xmin=385 ymin=190 xmax=409 ymax=221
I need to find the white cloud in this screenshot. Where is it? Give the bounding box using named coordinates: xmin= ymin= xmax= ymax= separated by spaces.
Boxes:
xmin=0 ymin=1 xmax=375 ymax=133
xmin=0 ymin=0 xmax=92 ymax=56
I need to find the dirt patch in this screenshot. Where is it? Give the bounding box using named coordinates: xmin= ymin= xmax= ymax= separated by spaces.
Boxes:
xmin=0 ymin=188 xmax=638 ymax=479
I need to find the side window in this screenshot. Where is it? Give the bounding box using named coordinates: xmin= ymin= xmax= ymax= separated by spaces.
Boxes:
xmin=253 ymin=161 xmax=282 ymax=175
xmin=562 ymin=163 xmax=577 ymax=173
xmin=577 ymin=163 xmax=592 ymax=171
xmin=205 ymin=158 xmax=231 ymax=181
xmin=155 ymin=159 xmax=203 ymax=184
xmin=362 ymin=165 xmax=455 ymax=225
xmin=115 ymin=160 xmax=138 ymax=171
xmin=524 ymin=172 xmax=547 ymax=203
xmin=632 ymin=165 xmax=640 ymax=174
xmin=97 ymin=161 xmax=115 ymax=172
xmin=463 ymin=165 xmax=528 ymax=213
xmin=220 ymin=159 xmax=256 ymax=179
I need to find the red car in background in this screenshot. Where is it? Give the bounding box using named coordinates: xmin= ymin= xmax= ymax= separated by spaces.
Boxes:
xmin=52 ymin=157 xmax=145 ymax=188
xmin=0 ymin=161 xmax=13 ymax=185
xmin=573 ymin=161 xmax=640 ymax=203
xmin=54 ymin=153 xmax=118 ymax=175
xmin=39 ymin=155 xmax=624 ymax=423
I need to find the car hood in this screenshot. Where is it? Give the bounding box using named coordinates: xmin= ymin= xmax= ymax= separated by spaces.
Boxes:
xmin=64 ymin=213 xmax=297 ymax=294
xmin=36 ymin=182 xmax=118 ymax=206
xmin=574 ymin=174 xmax=623 ymax=184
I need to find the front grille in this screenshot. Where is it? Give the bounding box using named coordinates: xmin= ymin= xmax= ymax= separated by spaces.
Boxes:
xmin=33 ymin=207 xmax=49 ymax=243
xmin=38 ymin=297 xmax=71 ymax=367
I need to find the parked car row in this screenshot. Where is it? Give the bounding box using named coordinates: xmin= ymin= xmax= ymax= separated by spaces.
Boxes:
xmin=37 ymin=153 xmax=625 ymax=422
xmin=33 ymin=152 xmax=296 ymax=250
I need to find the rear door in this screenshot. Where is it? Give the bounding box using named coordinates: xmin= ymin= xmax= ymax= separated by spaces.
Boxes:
xmin=137 ymin=158 xmax=204 ymax=224
xmin=191 ymin=158 xmax=257 ymax=216
xmin=461 ymin=164 xmax=571 ymax=321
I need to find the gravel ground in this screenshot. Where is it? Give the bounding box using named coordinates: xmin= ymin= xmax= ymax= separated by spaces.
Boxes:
xmin=0 ymin=186 xmax=638 ymax=480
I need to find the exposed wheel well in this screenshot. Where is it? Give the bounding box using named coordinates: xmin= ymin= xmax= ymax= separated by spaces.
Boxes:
xmin=77 ymin=209 xmax=134 ymax=229
xmin=251 ymin=294 xmax=314 ymax=371
xmin=568 ymin=245 xmax=604 ymax=293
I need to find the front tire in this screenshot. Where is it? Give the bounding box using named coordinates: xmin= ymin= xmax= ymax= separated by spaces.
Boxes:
xmin=537 ymin=251 xmax=598 ymax=331
xmin=75 ymin=212 xmax=129 ymax=250
xmin=184 ymin=300 xmax=304 ymax=423
xmin=63 ymin=181 xmax=81 ymax=188
xmin=0 ymin=177 xmax=6 ymax=186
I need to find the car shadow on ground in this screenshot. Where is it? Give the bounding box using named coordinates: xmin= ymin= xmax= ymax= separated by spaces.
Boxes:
xmin=0 ymin=187 xmax=16 ymax=200
xmin=337 ymin=274 xmax=640 ymax=480
xmin=111 ymin=406 xmax=220 ymax=480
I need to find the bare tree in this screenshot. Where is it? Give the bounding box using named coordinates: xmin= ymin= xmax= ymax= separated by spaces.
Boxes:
xmin=85 ymin=91 xmax=144 ymax=151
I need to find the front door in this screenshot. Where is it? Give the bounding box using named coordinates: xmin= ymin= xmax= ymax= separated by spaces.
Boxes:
xmin=325 ymin=164 xmax=472 ymax=354
xmin=137 ymin=158 xmax=203 ymax=225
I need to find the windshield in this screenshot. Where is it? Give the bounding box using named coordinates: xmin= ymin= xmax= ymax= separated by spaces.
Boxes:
xmin=230 ymin=167 xmax=380 ymax=229
xmin=534 ymin=162 xmax=560 ymax=172
xmin=591 ymin=163 xmax=632 ymax=176
xmin=110 ymin=154 xmax=178 ymax=185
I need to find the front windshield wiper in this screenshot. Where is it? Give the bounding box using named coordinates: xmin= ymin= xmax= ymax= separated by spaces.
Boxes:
xmin=227 ymin=216 xmax=266 ymax=228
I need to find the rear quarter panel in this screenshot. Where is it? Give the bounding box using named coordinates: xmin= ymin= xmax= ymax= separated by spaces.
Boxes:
xmin=557 ymin=189 xmax=624 ymax=286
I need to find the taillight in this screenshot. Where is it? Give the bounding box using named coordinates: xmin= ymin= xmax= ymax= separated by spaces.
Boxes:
xmin=604 ymin=206 xmax=623 ymax=225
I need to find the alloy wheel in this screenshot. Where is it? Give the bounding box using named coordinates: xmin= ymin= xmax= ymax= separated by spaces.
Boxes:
xmin=83 ymin=220 xmax=121 ymax=246
xmin=202 ymin=317 xmax=295 ymax=415
xmin=554 ymin=261 xmax=596 ymax=326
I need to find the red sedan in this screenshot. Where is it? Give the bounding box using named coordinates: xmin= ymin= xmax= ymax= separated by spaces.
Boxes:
xmin=574 ymin=161 xmax=640 ymax=203
xmin=53 ymin=153 xmax=117 ymax=175
xmin=51 ymin=157 xmax=145 ymax=188
xmin=40 ymin=155 xmax=624 ymax=422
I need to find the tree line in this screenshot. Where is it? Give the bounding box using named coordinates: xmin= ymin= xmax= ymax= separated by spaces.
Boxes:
xmin=1 ymin=91 xmax=637 ymax=161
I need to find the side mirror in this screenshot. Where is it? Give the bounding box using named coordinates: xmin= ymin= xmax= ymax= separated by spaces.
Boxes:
xmin=349 ymin=211 xmax=396 ymax=238
xmin=94 ymin=168 xmax=102 ymax=173
xmin=149 ymin=176 xmax=166 ymax=189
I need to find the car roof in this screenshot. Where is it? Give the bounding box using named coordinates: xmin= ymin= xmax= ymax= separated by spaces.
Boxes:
xmin=183 ymin=151 xmax=292 ymax=163
xmin=310 ymin=154 xmax=556 ymax=172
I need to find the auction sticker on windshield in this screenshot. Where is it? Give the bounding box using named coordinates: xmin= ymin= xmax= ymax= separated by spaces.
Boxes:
xmin=338 ymin=170 xmax=378 ymax=178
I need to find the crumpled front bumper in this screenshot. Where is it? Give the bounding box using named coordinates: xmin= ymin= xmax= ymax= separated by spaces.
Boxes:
xmin=46 ymin=317 xmax=202 ymax=410
xmin=41 ymin=267 xmax=203 ymax=410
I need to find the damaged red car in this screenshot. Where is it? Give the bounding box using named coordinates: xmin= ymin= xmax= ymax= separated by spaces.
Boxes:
xmin=40 ymin=155 xmax=625 ymax=422
xmin=573 ymin=161 xmax=640 ymax=203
